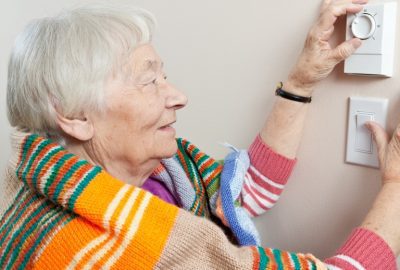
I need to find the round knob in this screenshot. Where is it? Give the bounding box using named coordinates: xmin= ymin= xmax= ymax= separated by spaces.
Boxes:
xmin=351 ymin=13 xmax=376 ymax=40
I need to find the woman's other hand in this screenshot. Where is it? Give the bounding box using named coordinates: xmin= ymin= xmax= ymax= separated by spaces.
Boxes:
xmin=360 ymin=121 xmax=400 ymax=255
xmin=367 ymin=122 xmax=400 ymax=185
xmin=285 ymin=0 xmax=368 ymax=96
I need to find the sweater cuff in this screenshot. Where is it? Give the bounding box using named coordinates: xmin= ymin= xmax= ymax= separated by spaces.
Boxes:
xmin=324 ymin=227 xmax=396 ymax=270
xmin=248 ymin=134 xmax=297 ymax=184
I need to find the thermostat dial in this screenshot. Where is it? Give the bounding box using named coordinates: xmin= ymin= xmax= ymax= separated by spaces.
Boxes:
xmin=351 ymin=13 xmax=376 ymax=40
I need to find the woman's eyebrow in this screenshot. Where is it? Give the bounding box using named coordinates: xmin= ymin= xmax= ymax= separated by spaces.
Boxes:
xmin=142 ymin=60 xmax=164 ymax=71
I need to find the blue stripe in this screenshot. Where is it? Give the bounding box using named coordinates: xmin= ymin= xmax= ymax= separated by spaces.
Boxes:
xmin=220 ymin=152 xmax=257 ymax=246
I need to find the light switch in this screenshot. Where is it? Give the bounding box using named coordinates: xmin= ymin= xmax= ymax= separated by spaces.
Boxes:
xmin=344 ymin=2 xmax=397 ymax=77
xmin=346 ymin=97 xmax=388 ymax=168
xmin=355 ymin=112 xmax=374 ymax=153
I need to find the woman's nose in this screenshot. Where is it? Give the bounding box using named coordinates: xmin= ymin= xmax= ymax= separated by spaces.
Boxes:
xmin=165 ymin=83 xmax=188 ymax=110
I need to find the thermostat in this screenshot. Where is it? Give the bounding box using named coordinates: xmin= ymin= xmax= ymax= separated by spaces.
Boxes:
xmin=344 ymin=2 xmax=397 ymax=77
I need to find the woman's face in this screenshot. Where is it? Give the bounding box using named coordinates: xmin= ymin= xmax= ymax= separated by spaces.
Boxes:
xmin=89 ymin=44 xmax=187 ymax=167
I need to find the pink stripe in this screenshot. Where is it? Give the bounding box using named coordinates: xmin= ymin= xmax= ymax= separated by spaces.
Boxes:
xmin=247 ymin=168 xmax=282 ymax=195
xmin=242 ymin=184 xmax=270 ymax=211
xmin=326 ymin=228 xmax=396 ymax=270
xmin=248 ymin=135 xmax=296 ymax=183
xmin=242 ymin=201 xmax=258 ymax=217
xmin=243 ymin=182 xmax=276 ymax=205
xmin=325 ymin=257 xmax=358 ymax=270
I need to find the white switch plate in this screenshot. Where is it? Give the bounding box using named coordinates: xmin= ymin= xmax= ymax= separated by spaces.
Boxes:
xmin=344 ymin=1 xmax=397 ymax=77
xmin=346 ymin=97 xmax=388 ymax=168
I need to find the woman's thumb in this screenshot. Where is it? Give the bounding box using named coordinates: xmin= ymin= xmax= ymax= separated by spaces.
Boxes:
xmin=366 ymin=121 xmax=388 ymax=166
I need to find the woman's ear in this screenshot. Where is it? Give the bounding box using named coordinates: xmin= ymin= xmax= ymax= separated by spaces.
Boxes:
xmin=55 ymin=112 xmax=94 ymax=141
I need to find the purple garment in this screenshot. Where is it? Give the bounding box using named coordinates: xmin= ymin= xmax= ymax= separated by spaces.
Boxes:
xmin=142 ymin=177 xmax=178 ymax=206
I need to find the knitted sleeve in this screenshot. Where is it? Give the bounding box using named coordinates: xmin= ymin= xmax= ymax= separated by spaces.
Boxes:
xmin=154 ymin=201 xmax=396 ymax=270
xmin=241 ymin=135 xmax=297 ymax=217
xmin=30 ymin=177 xmax=394 ymax=269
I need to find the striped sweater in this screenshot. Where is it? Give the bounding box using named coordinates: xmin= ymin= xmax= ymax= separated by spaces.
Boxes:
xmin=0 ymin=131 xmax=396 ymax=269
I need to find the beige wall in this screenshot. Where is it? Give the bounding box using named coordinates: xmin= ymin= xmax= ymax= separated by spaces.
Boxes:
xmin=1 ymin=0 xmax=400 ymax=261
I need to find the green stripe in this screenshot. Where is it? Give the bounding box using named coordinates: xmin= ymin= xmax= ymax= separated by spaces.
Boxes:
xmin=177 ymin=141 xmax=195 ymax=181
xmin=273 ymin=249 xmax=284 ymax=270
xmin=190 ymin=199 xmax=201 ymax=215
xmin=0 ymin=187 xmax=27 ymax=234
xmin=22 ymin=139 xmax=51 ymax=186
xmin=196 ymin=155 xmax=210 ymax=172
xmin=290 ymin=253 xmax=301 ymax=270
xmin=43 ymin=153 xmax=74 ymax=197
xmin=257 ymin=247 xmax=268 ymax=270
xmin=201 ymin=162 xmax=220 ymax=181
xmin=191 ymin=148 xmax=200 ymax=162
xmin=0 ymin=195 xmax=50 ymax=268
xmin=205 ymin=175 xmax=220 ymax=197
xmin=16 ymin=135 xmax=38 ymax=178
xmin=68 ymin=166 xmax=102 ymax=211
xmin=42 ymin=153 xmax=74 ymax=198
xmin=6 ymin=202 xmax=63 ymax=269
xmin=310 ymin=258 xmax=317 ymax=270
xmin=53 ymin=160 xmax=87 ymax=202
xmin=17 ymin=210 xmax=74 ymax=270
xmin=32 ymin=147 xmax=63 ymax=192
xmin=0 ymin=192 xmax=38 ymax=251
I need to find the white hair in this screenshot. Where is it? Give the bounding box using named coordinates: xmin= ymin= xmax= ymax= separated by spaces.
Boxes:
xmin=7 ymin=5 xmax=155 ymax=139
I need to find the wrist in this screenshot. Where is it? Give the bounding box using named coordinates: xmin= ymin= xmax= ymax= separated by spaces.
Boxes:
xmin=361 ymin=182 xmax=400 ymax=255
xmin=283 ymin=79 xmax=314 ymax=97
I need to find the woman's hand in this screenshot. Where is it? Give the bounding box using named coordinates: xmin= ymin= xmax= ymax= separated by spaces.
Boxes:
xmin=366 ymin=122 xmax=400 ymax=184
xmin=284 ymin=0 xmax=368 ymax=96
xmin=360 ymin=121 xmax=400 ymax=255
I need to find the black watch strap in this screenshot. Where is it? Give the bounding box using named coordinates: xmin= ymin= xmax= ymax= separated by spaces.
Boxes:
xmin=275 ymin=82 xmax=312 ymax=103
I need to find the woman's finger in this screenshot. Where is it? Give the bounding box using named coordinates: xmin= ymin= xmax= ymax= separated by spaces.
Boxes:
xmin=366 ymin=121 xmax=389 ymax=167
xmin=329 ymin=38 xmax=361 ymax=63
xmin=317 ymin=2 xmax=364 ymax=31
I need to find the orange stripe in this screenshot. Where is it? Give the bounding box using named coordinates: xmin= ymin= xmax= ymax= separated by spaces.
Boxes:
xmin=58 ymin=163 xmax=92 ymax=203
xmin=25 ymin=143 xmax=55 ymax=182
xmin=18 ymin=138 xmax=42 ymax=178
xmin=91 ymin=191 xmax=145 ymax=269
xmin=198 ymin=158 xmax=214 ymax=174
xmin=251 ymin=246 xmax=260 ymax=270
xmin=113 ymin=196 xmax=179 ymax=269
xmin=298 ymin=255 xmax=309 ymax=269
xmin=204 ymin=167 xmax=222 ymax=187
xmin=74 ymin=188 xmax=136 ymax=269
xmin=265 ymin=249 xmax=277 ymax=270
xmin=47 ymin=155 xmax=79 ymax=196
xmin=281 ymin=251 xmax=292 ymax=270
xmin=74 ymin=172 xmax=126 ymax=223
xmin=36 ymin=150 xmax=65 ymax=181
xmin=33 ymin=218 xmax=104 ymax=270
xmin=108 ymin=187 xmax=133 ymax=231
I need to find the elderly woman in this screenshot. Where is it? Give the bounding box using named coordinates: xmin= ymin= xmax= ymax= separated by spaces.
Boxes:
xmin=1 ymin=0 xmax=400 ymax=269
